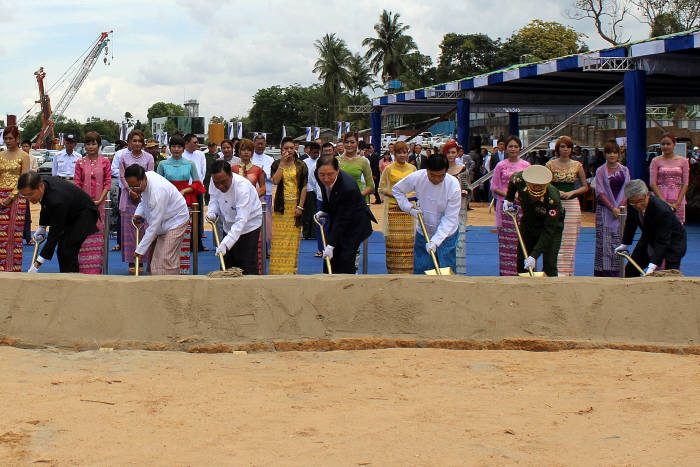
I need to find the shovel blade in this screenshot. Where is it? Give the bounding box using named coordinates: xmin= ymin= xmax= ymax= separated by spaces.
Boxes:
xmin=518 ymin=272 xmax=546 ymax=277
xmin=425 ymin=267 xmax=454 ymax=276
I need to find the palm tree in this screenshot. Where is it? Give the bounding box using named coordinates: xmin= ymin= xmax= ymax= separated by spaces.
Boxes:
xmin=347 ymin=53 xmax=376 ymax=97
xmin=313 ymin=33 xmax=352 ymax=125
xmin=362 ymin=10 xmax=418 ymax=84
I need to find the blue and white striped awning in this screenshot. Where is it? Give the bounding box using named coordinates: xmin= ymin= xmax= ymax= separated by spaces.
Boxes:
xmin=372 ymin=29 xmax=700 ymax=113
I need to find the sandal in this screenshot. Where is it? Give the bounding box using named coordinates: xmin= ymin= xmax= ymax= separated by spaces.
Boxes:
xmin=112 ymin=244 xmax=121 ymax=251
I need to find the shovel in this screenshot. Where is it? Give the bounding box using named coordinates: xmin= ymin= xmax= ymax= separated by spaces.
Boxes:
xmin=416 ymin=211 xmax=453 ymax=276
xmin=206 ymin=216 xmax=227 ymax=271
xmin=505 ymin=208 xmax=545 ymax=277
xmin=30 ymin=237 xmax=45 ymax=267
xmin=131 ymin=217 xmax=143 ymax=277
xmin=615 ymin=250 xmax=646 ymax=276
xmin=313 ymin=215 xmax=332 ymax=274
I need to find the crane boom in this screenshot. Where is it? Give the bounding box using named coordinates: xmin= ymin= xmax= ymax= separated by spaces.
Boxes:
xmin=33 ymin=30 xmax=113 ymax=149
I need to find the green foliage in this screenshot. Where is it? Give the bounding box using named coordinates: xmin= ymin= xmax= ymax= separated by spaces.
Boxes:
xmin=248 ymin=84 xmax=332 ymax=142
xmin=397 ymin=53 xmax=436 ymax=90
xmin=650 ymin=12 xmax=683 ymax=37
xmin=313 ymin=33 xmax=352 ymax=125
xmin=436 ymin=33 xmax=499 ymax=82
xmin=84 ymin=117 xmax=120 ymax=142
xmin=19 ymin=114 xmax=43 ymax=141
xmin=510 ymin=20 xmax=588 ymax=62
xmin=362 ymin=10 xmax=418 ymax=83
xmin=346 ymin=53 xmax=377 ymax=96
xmin=209 ymin=116 xmax=226 ymax=124
xmin=147 ymin=102 xmax=185 ymax=123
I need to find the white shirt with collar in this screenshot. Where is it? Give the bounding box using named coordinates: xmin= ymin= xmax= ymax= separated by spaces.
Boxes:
xmin=392 ymin=169 xmax=461 ymax=247
xmin=182 ymin=149 xmax=206 ymax=182
xmin=52 ymin=149 xmax=81 ymax=177
xmin=208 ymin=173 xmax=262 ymax=248
xmin=303 ymin=156 xmax=322 ymax=198
xmin=111 ymin=148 xmax=126 ymax=187
xmin=252 ymin=151 xmax=274 ymax=195
xmin=134 ymin=171 xmax=190 ymax=255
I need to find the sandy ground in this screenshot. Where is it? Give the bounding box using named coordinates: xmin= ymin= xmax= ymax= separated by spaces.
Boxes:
xmin=1 ymin=346 xmax=698 ymax=466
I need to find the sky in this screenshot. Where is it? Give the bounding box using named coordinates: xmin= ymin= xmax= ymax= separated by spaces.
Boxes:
xmin=0 ymin=0 xmax=651 ymax=126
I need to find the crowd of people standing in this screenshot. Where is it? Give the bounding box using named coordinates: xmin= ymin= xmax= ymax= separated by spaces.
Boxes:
xmin=0 ymin=124 xmax=691 ymax=277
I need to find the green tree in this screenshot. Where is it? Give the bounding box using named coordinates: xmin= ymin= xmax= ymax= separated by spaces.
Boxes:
xmin=362 ymin=10 xmax=418 ymax=83
xmin=146 ymin=102 xmax=185 ymax=124
xmin=650 ymin=11 xmax=683 ymax=36
xmin=313 ymin=33 xmax=352 ymax=125
xmin=397 ymin=53 xmax=436 ymax=90
xmin=346 ymin=53 xmax=376 ymax=97
xmin=19 ymin=113 xmax=43 ymax=141
xmin=84 ymin=117 xmax=120 ymax=142
xmin=436 ymin=33 xmax=500 ymax=81
xmin=53 ymin=117 xmax=84 ymax=140
xmin=503 ymin=20 xmax=588 ymax=63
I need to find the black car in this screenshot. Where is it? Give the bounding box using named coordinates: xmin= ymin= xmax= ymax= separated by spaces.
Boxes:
xmin=38 ymin=161 xmax=53 ymax=180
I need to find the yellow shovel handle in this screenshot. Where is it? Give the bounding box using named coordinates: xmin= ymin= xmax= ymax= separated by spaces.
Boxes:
xmin=131 ymin=217 xmax=142 ymax=277
xmin=506 ymin=209 xmax=534 ymax=277
xmin=206 ymin=217 xmax=227 ymax=271
xmin=313 ymin=216 xmax=332 ymax=274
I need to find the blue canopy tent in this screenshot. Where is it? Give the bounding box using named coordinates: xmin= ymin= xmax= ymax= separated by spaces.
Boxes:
xmin=370 ymin=29 xmax=700 ymax=182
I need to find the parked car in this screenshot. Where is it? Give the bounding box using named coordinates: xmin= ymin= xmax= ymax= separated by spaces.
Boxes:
xmin=38 ymin=161 xmax=53 ymax=180
xmin=102 ymin=145 xmax=116 ymax=158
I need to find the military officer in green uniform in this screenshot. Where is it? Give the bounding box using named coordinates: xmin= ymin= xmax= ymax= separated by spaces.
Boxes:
xmin=503 ymin=165 xmax=564 ymax=277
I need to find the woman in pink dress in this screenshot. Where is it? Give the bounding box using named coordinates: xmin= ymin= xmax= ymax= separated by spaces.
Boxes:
xmin=649 ymin=133 xmax=690 ymax=224
xmin=74 ymin=131 xmax=112 ymax=274
xmin=491 ymin=135 xmax=530 ymax=276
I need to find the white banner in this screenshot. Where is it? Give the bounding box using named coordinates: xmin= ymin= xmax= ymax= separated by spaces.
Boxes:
xmin=237 ymin=121 xmax=243 ymax=139
xmin=59 ymin=133 xmax=64 ymax=146
xmin=262 ymin=132 xmax=267 ymax=140
xmin=163 ymin=132 xmax=168 ymax=146
xmin=282 ymin=125 xmax=286 ymax=138
xmin=228 ymin=122 xmax=234 ymax=139
xmin=305 ymin=127 xmax=312 ymax=141
xmin=344 ymin=121 xmax=351 ymax=134
xmin=313 ymin=127 xmax=320 ymax=140
xmin=0 ymin=129 xmax=4 ymax=145
xmin=368 ymin=135 xmax=371 ymax=144
xmin=336 ymin=121 xmax=342 ymax=139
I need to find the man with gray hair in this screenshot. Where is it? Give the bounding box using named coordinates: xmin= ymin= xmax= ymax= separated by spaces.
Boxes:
xmin=615 ymin=179 xmax=687 ymax=276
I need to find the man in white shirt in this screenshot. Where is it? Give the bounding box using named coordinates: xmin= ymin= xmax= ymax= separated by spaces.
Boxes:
xmin=183 ymin=133 xmax=208 ymax=251
xmin=207 ymin=160 xmax=262 ymax=274
xmin=252 ymin=134 xmax=274 ymax=252
xmin=392 ymin=153 xmax=461 ymax=274
xmin=52 ymin=134 xmax=81 ymax=179
xmin=301 ymin=142 xmax=322 ymax=244
xmin=109 ymin=140 xmax=128 ymax=251
xmin=126 ymin=165 xmax=189 ymax=275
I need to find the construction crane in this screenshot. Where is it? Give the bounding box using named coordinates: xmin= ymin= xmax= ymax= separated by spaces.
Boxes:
xmin=33 ymin=30 xmax=113 ymax=149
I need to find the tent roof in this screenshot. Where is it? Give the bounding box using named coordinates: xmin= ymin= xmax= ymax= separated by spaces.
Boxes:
xmin=372 ymin=29 xmax=700 ymax=115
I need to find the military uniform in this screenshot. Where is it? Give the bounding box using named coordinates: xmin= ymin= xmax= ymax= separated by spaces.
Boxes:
xmin=506 ymin=171 xmax=565 ymax=276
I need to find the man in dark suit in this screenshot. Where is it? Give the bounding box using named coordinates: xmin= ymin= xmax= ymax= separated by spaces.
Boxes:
xmin=314 ymin=156 xmax=377 ymax=274
xmin=616 ymin=179 xmax=687 ymax=276
xmin=18 ymin=171 xmax=99 ymax=273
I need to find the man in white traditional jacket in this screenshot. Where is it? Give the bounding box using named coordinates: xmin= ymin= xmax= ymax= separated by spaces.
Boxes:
xmin=126 ymin=165 xmax=189 ymax=275
xmin=207 ymin=160 xmax=262 ymax=274
xmin=392 ymin=153 xmax=461 ymax=274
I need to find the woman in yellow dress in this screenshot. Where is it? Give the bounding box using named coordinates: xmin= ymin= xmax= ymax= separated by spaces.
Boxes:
xmin=269 ymin=136 xmax=308 ymax=274
xmin=0 ymin=126 xmax=31 ymax=272
xmin=378 ymin=141 xmax=416 ymax=273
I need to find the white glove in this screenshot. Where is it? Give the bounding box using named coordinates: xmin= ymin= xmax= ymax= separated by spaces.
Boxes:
xmin=409 ymin=208 xmax=422 ymax=219
xmin=28 ymin=264 xmax=39 ymax=274
xmin=502 ymin=200 xmax=513 ymax=213
xmin=524 ymin=256 xmax=536 ymax=270
xmin=215 ymin=243 xmax=228 ymax=257
xmin=322 ymin=245 xmax=334 ymax=259
xmin=206 ymin=210 xmax=218 ymax=222
xmin=36 ymin=256 xmax=46 ymax=264
xmin=645 ymin=263 xmax=657 ymax=276
xmin=425 ymin=241 xmax=437 ymax=254
xmin=314 ymin=211 xmax=328 ymax=222
xmin=614 ymin=244 xmax=630 ymax=254
xmin=33 ymin=226 xmax=47 ymax=243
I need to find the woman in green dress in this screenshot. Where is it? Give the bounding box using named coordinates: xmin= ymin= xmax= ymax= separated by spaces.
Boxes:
xmin=336 ymin=131 xmax=374 ymax=202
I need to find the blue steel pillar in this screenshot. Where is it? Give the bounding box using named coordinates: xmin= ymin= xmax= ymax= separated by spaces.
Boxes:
xmin=371 ymin=108 xmax=382 ymax=154
xmin=508 ymin=112 xmax=519 ymax=137
xmin=457 ymin=98 xmax=470 ymax=149
xmin=624 ymin=70 xmax=647 ymax=182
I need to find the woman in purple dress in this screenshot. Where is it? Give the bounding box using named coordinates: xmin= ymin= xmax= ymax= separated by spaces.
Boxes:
xmin=594 ymin=140 xmax=630 ymax=277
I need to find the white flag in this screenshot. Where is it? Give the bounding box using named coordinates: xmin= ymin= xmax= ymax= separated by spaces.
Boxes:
xmin=59 ymin=133 xmax=64 ymax=146
xmin=336 ymin=121 xmax=342 ymax=139
xmin=305 ymin=127 xmax=311 ymax=141
xmin=126 ymin=125 xmax=135 ymax=138
xmin=344 ymin=121 xmax=351 ymax=134
xmin=313 ymin=127 xmax=320 ymax=140
xmin=228 ymin=122 xmax=234 ymax=139
xmin=237 ymin=121 xmax=243 ymax=139
xmin=163 ymin=132 xmax=168 ymax=146
xmin=262 ymin=132 xmax=267 ymax=140
xmin=0 ymin=129 xmax=4 ymax=145
xmin=368 ymin=135 xmax=372 ymax=144
xmin=282 ymin=125 xmax=286 ymax=138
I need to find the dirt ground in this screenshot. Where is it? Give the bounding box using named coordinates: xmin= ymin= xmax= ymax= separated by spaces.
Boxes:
xmin=1 ymin=346 xmax=697 ymax=466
